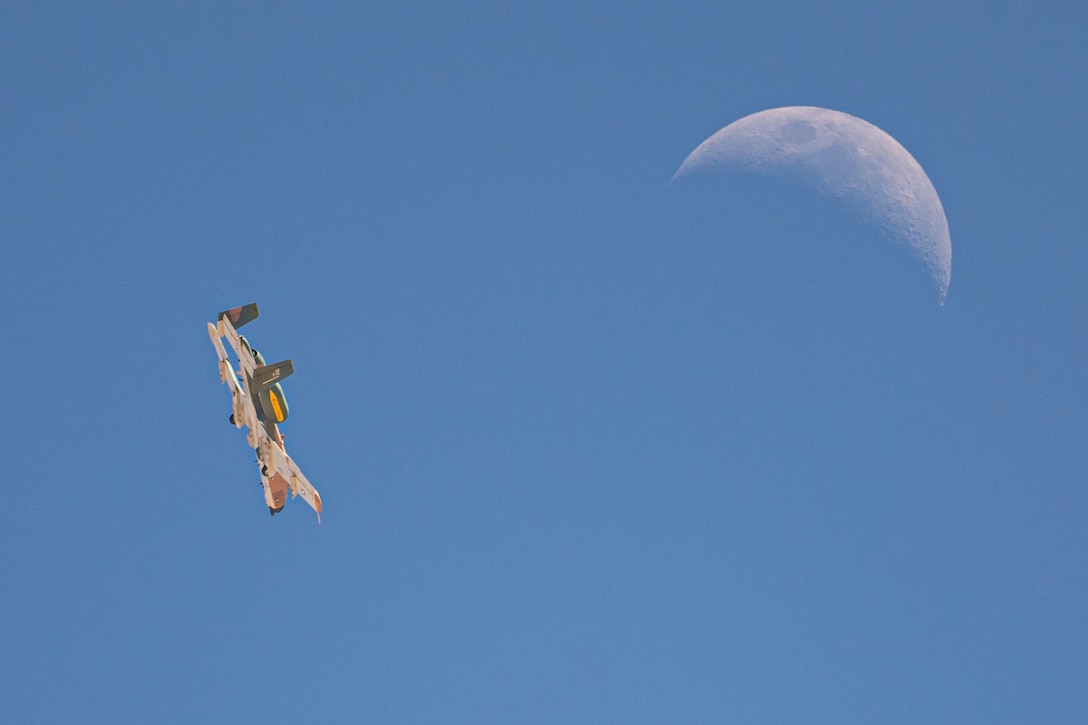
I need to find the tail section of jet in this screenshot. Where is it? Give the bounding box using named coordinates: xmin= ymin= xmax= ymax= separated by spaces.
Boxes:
xmin=251 ymin=359 xmax=294 ymax=392
xmin=249 ymin=360 xmax=294 ymax=424
xmin=218 ymin=303 xmax=259 ymax=330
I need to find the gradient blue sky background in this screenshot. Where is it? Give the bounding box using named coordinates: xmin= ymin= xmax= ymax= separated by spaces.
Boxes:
xmin=2 ymin=3 xmax=1086 ymax=722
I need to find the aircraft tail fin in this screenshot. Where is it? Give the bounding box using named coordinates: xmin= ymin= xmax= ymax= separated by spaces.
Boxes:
xmin=218 ymin=303 xmax=259 ymax=330
xmin=251 ymin=359 xmax=294 ymax=394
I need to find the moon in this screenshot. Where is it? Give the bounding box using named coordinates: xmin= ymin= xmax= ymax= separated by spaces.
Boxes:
xmin=673 ymin=106 xmax=951 ymax=304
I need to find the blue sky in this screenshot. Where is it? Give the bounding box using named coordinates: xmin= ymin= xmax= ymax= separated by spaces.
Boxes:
xmin=2 ymin=2 xmax=1086 ymax=722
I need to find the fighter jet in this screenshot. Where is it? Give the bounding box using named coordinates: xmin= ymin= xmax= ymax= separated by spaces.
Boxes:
xmin=208 ymin=303 xmax=323 ymax=521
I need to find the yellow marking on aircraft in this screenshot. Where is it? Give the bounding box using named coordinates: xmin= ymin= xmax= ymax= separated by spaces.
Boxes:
xmin=269 ymin=389 xmax=285 ymax=422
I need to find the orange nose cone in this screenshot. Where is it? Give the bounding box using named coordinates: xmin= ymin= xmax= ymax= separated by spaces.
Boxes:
xmin=314 ymin=492 xmax=323 ymax=514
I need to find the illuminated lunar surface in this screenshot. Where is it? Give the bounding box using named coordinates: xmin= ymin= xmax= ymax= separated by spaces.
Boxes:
xmin=674 ymin=106 xmax=951 ymax=303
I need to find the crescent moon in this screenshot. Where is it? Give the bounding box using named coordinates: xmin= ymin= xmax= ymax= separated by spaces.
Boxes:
xmin=674 ymin=106 xmax=952 ymax=304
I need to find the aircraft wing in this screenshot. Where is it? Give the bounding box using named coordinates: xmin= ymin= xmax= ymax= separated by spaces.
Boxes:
xmin=216 ymin=305 xmax=259 ymax=379
xmin=260 ymin=434 xmax=324 ymax=522
xmin=208 ymin=322 xmax=242 ymax=400
xmin=208 ymin=317 xmax=260 ymax=449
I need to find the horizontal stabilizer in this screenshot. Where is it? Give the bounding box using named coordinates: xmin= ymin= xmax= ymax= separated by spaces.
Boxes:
xmin=251 ymin=359 xmax=294 ymax=393
xmin=218 ymin=303 xmax=259 ymax=330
